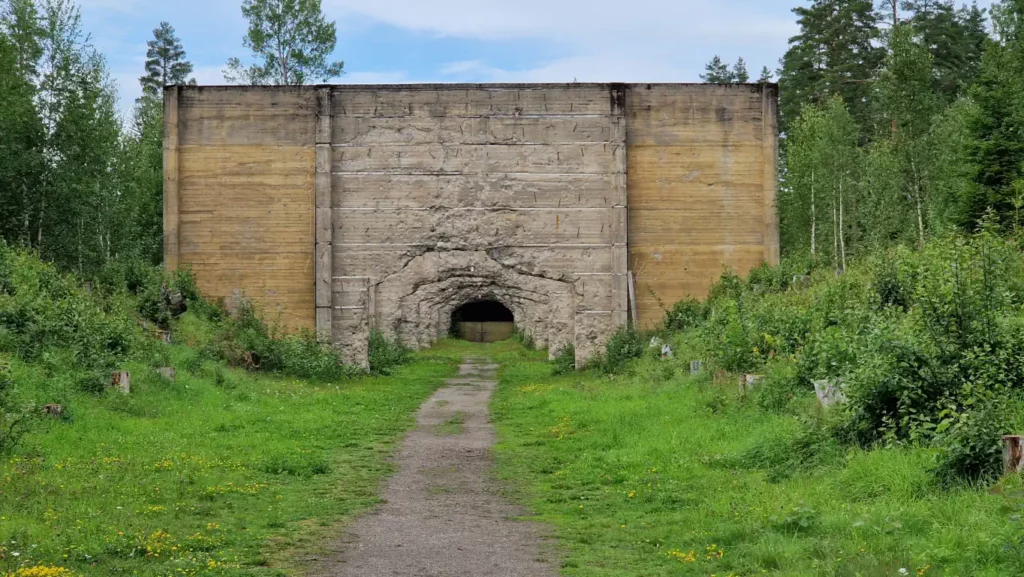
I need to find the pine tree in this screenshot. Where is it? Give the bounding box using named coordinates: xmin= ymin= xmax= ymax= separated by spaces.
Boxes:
xmin=0 ymin=29 xmax=45 ymax=246
xmin=904 ymin=0 xmax=988 ymax=101
xmin=962 ymin=0 xmax=1024 ymax=230
xmin=140 ymin=22 xmax=193 ymax=98
xmin=732 ymin=57 xmax=749 ymax=82
xmin=700 ymin=55 xmax=733 ymax=83
xmin=758 ymin=66 xmax=774 ymax=83
xmin=225 ymin=0 xmax=344 ymax=85
xmin=779 ymin=0 xmax=884 ymax=132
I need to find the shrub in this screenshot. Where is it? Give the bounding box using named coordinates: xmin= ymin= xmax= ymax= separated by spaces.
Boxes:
xmin=0 ymin=358 xmax=31 ymax=454
xmin=603 ymin=327 xmax=644 ymax=373
xmin=278 ymin=331 xmax=353 ymax=381
xmin=933 ymin=402 xmax=1008 ymax=487
xmin=368 ymin=329 xmax=410 ymax=375
xmin=551 ymin=345 xmax=576 ymax=376
xmin=664 ymin=297 xmax=707 ymax=332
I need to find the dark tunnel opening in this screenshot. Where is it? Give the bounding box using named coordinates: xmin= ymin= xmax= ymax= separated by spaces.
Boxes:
xmin=451 ymin=300 xmax=515 ymax=343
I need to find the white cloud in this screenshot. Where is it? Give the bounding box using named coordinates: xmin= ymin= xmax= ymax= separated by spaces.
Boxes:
xmin=323 ymin=0 xmax=798 ymax=83
xmin=323 ymin=0 xmax=797 ymax=45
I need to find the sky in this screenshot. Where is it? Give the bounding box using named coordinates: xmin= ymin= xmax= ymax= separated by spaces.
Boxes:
xmin=76 ymin=0 xmax=993 ymax=117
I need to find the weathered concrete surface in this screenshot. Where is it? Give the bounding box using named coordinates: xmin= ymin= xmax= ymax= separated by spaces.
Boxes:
xmin=306 ymin=358 xmax=558 ymax=577
xmin=165 ymin=83 xmax=780 ymax=366
xmin=331 ymin=85 xmax=629 ymax=367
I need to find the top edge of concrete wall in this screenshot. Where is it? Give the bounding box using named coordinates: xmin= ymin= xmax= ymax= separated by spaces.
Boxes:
xmin=163 ymin=82 xmax=778 ymax=91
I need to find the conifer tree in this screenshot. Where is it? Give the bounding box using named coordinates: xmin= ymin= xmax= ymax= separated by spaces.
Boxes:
xmin=963 ymin=0 xmax=1024 ymax=229
xmin=779 ymin=0 xmax=884 ymax=132
xmin=732 ymin=57 xmax=749 ymax=82
xmin=140 ymin=21 xmax=194 ymax=98
xmin=700 ymin=55 xmax=733 ymax=83
xmin=905 ymin=0 xmax=988 ymax=101
xmin=758 ymin=66 xmax=774 ymax=83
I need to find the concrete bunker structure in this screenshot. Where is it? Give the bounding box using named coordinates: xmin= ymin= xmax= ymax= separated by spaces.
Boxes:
xmin=163 ymin=83 xmax=779 ymax=367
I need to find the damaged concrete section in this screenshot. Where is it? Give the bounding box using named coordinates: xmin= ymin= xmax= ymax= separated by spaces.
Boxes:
xmin=330 ymin=85 xmax=629 ymax=368
xmin=165 ymin=83 xmax=780 ymax=369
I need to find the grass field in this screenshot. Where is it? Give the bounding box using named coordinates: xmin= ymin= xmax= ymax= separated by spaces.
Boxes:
xmin=490 ymin=344 xmax=1024 ymax=577
xmin=0 ymin=338 xmax=462 ymax=577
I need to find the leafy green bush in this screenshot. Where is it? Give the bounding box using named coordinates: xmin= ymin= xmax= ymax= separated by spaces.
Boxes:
xmin=932 ymin=401 xmax=1008 ymax=487
xmin=551 ymin=344 xmax=576 ymax=376
xmin=663 ymin=297 xmax=707 ymax=332
xmin=0 ymin=358 xmax=31 ymax=454
xmin=603 ymin=327 xmax=645 ymax=373
xmin=368 ymin=329 xmax=410 ymax=375
xmin=0 ymin=243 xmax=143 ymax=387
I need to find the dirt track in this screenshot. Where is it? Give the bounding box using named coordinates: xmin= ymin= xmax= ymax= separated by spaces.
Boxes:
xmin=308 ymin=357 xmax=558 ymax=577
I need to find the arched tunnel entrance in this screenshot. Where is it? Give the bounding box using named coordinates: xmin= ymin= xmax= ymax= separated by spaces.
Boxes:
xmin=451 ymin=300 xmax=515 ymax=343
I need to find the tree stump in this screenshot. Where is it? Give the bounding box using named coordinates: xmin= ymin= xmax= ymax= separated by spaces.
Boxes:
xmin=242 ymin=351 xmax=261 ymax=371
xmin=813 ymin=379 xmax=847 ymax=409
xmin=1004 ymin=435 xmax=1023 ymax=475
xmin=690 ymin=360 xmax=703 ymax=375
xmin=791 ymin=275 xmax=811 ymax=290
xmin=43 ymin=404 xmax=63 ymax=418
xmin=111 ymin=371 xmax=130 ymax=395
xmin=158 ymin=330 xmax=172 ymax=344
xmin=739 ymin=374 xmax=764 ymax=394
xmin=157 ymin=367 xmax=176 ymax=381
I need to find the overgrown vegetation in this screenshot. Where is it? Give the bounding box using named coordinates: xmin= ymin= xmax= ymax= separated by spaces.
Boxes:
xmin=491 ymin=338 xmax=1024 ymax=576
xmin=0 ymin=244 xmax=443 ymax=576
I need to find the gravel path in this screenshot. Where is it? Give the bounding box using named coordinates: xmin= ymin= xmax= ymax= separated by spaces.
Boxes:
xmin=308 ymin=357 xmax=558 ymax=577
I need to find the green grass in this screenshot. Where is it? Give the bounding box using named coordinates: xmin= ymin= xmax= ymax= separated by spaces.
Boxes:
xmin=0 ymin=341 xmax=456 ymax=577
xmin=490 ymin=346 xmax=1024 ymax=577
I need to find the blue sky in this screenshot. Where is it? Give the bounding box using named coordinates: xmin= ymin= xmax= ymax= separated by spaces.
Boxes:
xmin=76 ymin=0 xmax=993 ymax=117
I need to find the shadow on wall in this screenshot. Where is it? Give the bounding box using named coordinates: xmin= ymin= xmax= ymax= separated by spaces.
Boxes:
xmin=451 ymin=300 xmax=515 ymax=343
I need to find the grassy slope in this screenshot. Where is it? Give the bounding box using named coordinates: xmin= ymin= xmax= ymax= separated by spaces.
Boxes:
xmin=0 ymin=328 xmax=460 ymax=577
xmin=491 ymin=346 xmax=1024 ymax=577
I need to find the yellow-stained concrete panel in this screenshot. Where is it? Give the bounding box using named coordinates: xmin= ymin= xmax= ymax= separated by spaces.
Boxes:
xmin=626 ymin=84 xmax=778 ymax=329
xmin=170 ymin=87 xmax=315 ymax=331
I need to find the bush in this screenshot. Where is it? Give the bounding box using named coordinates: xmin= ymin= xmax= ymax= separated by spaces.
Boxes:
xmin=0 ymin=358 xmax=31 ymax=454
xmin=933 ymin=402 xmax=1008 ymax=487
xmin=664 ymin=297 xmax=707 ymax=332
xmin=368 ymin=329 xmax=410 ymax=375
xmin=603 ymin=327 xmax=645 ymax=373
xmin=551 ymin=345 xmax=576 ymax=376
xmin=0 ymin=244 xmax=143 ymax=388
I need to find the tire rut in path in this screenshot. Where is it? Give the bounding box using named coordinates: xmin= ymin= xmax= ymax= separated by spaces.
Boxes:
xmin=308 ymin=357 xmax=558 ymax=577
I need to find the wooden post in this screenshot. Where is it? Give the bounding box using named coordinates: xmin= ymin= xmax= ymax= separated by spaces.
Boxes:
xmin=627 ymin=271 xmax=638 ymax=327
xmin=111 ymin=371 xmax=130 ymax=395
xmin=163 ymin=86 xmax=180 ymax=271
xmin=690 ymin=360 xmax=703 ymax=374
xmin=1004 ymin=435 xmax=1023 ymax=475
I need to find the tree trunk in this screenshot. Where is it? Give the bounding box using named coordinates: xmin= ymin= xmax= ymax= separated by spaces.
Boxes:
xmin=811 ymin=170 xmax=817 ymax=256
xmin=839 ymin=179 xmax=847 ymax=272
xmin=833 ymin=201 xmax=839 ymax=272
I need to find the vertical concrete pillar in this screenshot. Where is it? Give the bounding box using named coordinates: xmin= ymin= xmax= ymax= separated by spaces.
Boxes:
xmin=314 ymin=87 xmax=334 ymax=343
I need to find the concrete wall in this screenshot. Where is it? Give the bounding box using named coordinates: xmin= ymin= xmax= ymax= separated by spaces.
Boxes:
xmin=165 ymin=83 xmax=778 ymax=367
xmin=164 ymin=87 xmax=316 ymax=331
xmin=626 ymin=84 xmax=779 ymax=329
